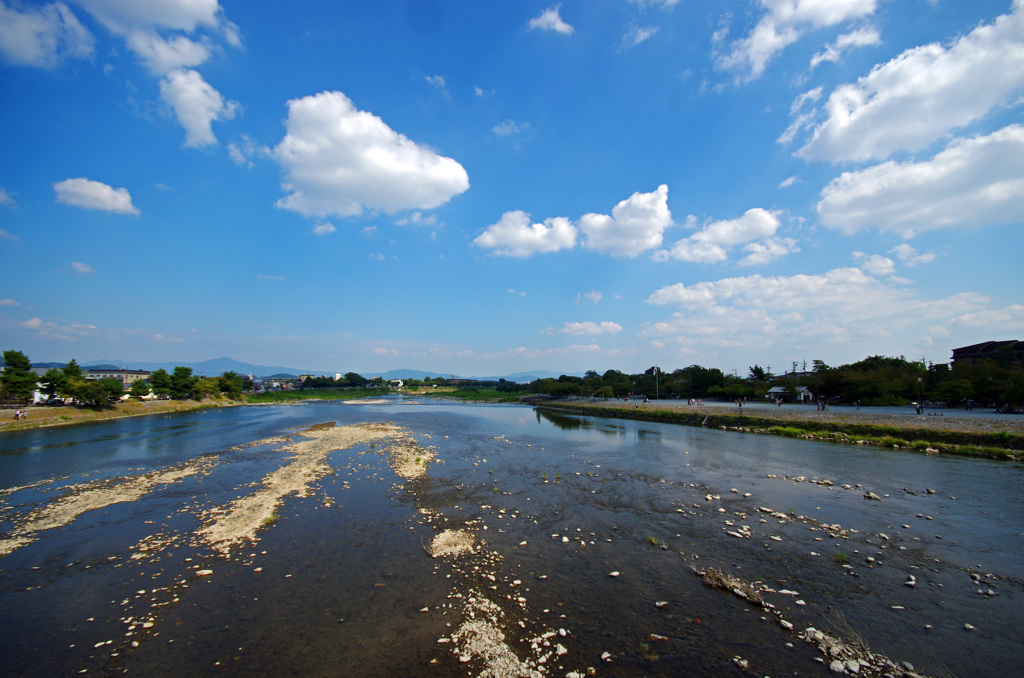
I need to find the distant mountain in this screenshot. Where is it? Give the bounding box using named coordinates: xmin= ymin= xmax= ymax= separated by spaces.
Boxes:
xmin=495 ymin=370 xmax=582 ymax=383
xmin=69 ymin=359 xmax=582 ymax=382
xmin=82 ymin=357 xmax=312 ymax=378
xmin=375 ymin=368 xmax=583 ymax=383
xmin=374 ymin=369 xmax=455 ymax=381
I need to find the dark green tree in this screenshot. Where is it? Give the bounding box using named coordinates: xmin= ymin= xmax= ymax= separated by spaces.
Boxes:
xmin=343 ymin=372 xmax=368 ymax=387
xmin=77 ymin=377 xmax=124 ymax=407
xmin=169 ymin=366 xmax=199 ymax=400
xmin=601 ymin=369 xmax=631 ymax=396
xmin=149 ymin=369 xmax=172 ymax=398
xmin=41 ymin=368 xmax=67 ymax=399
xmin=748 ymin=365 xmax=768 ymax=381
xmin=1 ymin=350 xmax=36 ymax=401
xmin=218 ymin=371 xmax=243 ymax=398
xmin=62 ymin=358 xmax=84 ymax=380
xmin=128 ymin=379 xmax=152 ymax=399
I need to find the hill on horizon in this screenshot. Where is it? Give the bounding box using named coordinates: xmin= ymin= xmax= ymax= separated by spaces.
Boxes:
xmin=64 ymin=359 xmax=578 ymax=383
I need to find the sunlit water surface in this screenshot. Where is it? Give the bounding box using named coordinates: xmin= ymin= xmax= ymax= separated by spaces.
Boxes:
xmin=0 ymin=398 xmax=1020 ymax=677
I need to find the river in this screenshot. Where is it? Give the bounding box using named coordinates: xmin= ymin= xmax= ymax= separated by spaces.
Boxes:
xmin=0 ymin=397 xmax=1020 ymax=677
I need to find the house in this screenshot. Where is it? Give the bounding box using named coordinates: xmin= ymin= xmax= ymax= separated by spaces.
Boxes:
xmin=767 ymin=385 xmax=813 ymax=402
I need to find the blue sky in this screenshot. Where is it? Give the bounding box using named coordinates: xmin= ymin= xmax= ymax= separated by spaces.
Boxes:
xmin=1 ymin=0 xmax=1022 ymax=377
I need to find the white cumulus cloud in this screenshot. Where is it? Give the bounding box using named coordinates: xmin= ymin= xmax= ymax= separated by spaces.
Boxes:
xmin=529 ymin=5 xmax=574 ymax=35
xmin=53 ymin=177 xmax=139 ymax=214
xmin=579 ymin=184 xmax=673 ymax=257
xmin=0 ymin=0 xmax=93 ymax=68
xmin=127 ymin=30 xmax=212 ymax=74
xmin=159 ymin=68 xmax=239 ymax=148
xmin=274 ymin=91 xmax=469 ymax=218
xmin=889 ymin=244 xmax=935 ymax=266
xmin=655 ymin=207 xmax=785 ymax=264
xmin=474 ymin=211 xmax=576 ymax=257
xmin=75 ymin=0 xmax=226 ymax=35
xmin=797 ymin=2 xmax=1024 ymax=162
xmin=817 ymin=125 xmax=1024 ymax=237
xmin=852 ymin=251 xmax=895 ymax=277
xmin=643 ymin=266 xmax=1023 ymax=358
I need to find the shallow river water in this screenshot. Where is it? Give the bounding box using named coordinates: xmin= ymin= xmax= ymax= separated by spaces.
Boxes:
xmin=0 ymin=398 xmax=1021 ymax=677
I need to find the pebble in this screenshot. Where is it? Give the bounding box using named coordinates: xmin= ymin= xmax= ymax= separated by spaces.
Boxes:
xmin=608 ymin=571 xmax=620 ymax=577
xmin=964 ymin=623 xmax=975 ymax=631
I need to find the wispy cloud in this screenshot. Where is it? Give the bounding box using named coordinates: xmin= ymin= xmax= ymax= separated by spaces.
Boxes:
xmin=70 ymin=261 xmax=96 ymax=275
xmin=528 ymin=5 xmax=574 ymax=35
xmin=544 ymin=321 xmax=623 ymax=336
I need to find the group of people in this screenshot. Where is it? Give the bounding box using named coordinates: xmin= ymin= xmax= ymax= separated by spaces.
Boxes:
xmin=11 ymin=409 xmax=27 ymax=420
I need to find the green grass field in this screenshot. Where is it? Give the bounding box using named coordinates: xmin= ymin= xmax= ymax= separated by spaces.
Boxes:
xmin=244 ymin=387 xmax=391 ymax=403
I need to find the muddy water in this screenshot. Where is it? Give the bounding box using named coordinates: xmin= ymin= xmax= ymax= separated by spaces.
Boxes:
xmin=0 ymin=398 xmax=1021 ymax=677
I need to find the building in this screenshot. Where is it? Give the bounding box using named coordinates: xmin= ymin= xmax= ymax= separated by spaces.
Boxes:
xmin=86 ymin=368 xmax=151 ymax=385
xmin=951 ymin=340 xmax=1024 ymax=365
xmin=766 ymin=385 xmax=813 ymax=403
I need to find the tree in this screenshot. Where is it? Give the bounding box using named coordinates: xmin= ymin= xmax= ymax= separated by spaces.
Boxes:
xmin=149 ymin=369 xmax=172 ymax=398
xmin=41 ymin=368 xmax=67 ymax=400
xmin=601 ymin=369 xmax=631 ymax=396
xmin=343 ymin=372 xmax=368 ymax=387
xmin=77 ymin=377 xmax=124 ymax=407
xmin=169 ymin=366 xmax=199 ymax=400
xmin=218 ymin=371 xmax=243 ymax=398
xmin=196 ymin=377 xmax=220 ymax=397
xmin=128 ymin=379 xmax=152 ymax=399
xmin=675 ymin=365 xmax=726 ymax=398
xmin=62 ymin=358 xmax=84 ymax=380
xmin=58 ymin=359 xmax=88 ymax=402
xmin=748 ymin=365 xmax=768 ymax=381
xmin=1 ymin=350 xmax=36 ymax=401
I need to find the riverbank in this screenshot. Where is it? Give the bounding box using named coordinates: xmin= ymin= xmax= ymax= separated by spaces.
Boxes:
xmin=0 ymin=399 xmax=236 ymax=432
xmin=538 ymin=399 xmax=1024 ymax=458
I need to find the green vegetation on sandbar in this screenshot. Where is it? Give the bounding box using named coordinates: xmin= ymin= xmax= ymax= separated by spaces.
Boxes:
xmin=245 ymin=387 xmax=391 ymax=403
xmin=424 ymin=388 xmax=522 ymax=403
xmin=539 ymin=401 xmax=1022 ymax=460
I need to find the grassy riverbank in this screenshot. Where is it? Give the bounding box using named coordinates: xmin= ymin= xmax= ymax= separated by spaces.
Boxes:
xmin=538 ymin=400 xmax=1024 ymax=459
xmin=0 ymin=388 xmax=393 ymax=433
xmin=0 ymin=398 xmax=235 ymax=432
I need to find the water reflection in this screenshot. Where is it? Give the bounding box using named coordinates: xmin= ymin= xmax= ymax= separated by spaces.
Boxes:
xmin=536 ymin=408 xmax=624 ymax=435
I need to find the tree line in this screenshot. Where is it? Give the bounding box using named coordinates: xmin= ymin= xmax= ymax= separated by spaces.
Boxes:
xmin=0 ymin=350 xmax=250 ymax=407
xmin=4 ymin=348 xmax=1022 ymax=409
xmin=496 ymin=353 xmax=1023 ymax=408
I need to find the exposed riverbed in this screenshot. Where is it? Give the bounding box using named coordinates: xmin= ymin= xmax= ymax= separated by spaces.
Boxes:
xmin=0 ymin=397 xmax=1020 ymax=677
